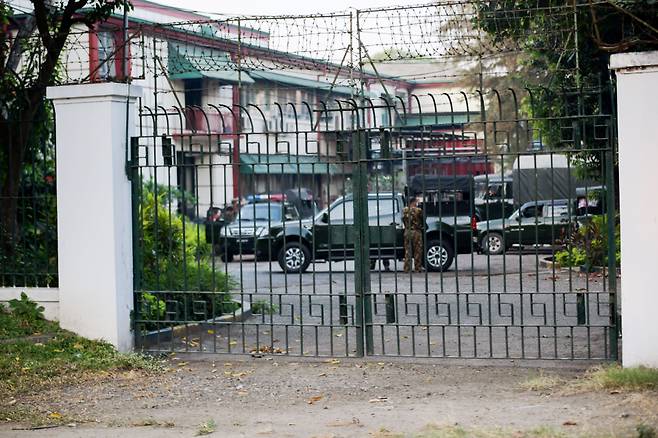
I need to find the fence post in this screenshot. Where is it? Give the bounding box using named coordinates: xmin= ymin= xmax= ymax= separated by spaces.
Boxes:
xmin=610 ymin=51 xmax=658 ymax=367
xmin=47 ymin=83 xmax=142 ymax=352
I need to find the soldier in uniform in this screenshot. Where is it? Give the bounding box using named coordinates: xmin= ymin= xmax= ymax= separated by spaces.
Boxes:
xmin=402 ymin=196 xmax=424 ymax=273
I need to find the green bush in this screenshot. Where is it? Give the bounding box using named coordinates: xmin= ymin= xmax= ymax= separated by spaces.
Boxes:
xmin=554 ymin=247 xmax=587 ymax=268
xmin=554 ymin=215 xmax=620 ymax=270
xmin=135 ymin=181 xmax=234 ymax=331
xmin=0 ymin=293 xmax=58 ymax=339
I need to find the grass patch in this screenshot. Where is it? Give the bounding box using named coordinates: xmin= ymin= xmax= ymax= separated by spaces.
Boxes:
xmin=584 ymin=366 xmax=658 ymax=391
xmin=522 ymin=366 xmax=658 ymax=394
xmin=0 ymin=333 xmax=164 ymax=397
xmin=197 ymin=419 xmax=216 ymax=436
xmin=0 ymin=294 xmax=59 ymax=340
xmin=0 ymin=296 xmax=165 ymax=416
xmin=521 ymin=372 xmax=567 ymax=392
xmin=412 ymin=424 xmax=566 ymax=438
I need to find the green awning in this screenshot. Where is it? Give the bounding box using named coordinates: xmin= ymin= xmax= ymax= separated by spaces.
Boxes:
xmin=396 ymin=112 xmax=476 ymax=128
xmin=240 ymin=154 xmax=340 ymax=175
xmin=168 ymin=44 xmax=254 ymax=84
xmin=249 ymin=71 xmax=354 ymax=96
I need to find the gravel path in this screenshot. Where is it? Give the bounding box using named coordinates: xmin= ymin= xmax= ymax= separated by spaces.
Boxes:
xmin=1 ymin=358 xmax=655 ymax=437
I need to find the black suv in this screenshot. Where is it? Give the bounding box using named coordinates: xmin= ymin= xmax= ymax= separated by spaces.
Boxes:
xmin=206 ymin=201 xmax=301 ymax=262
xmin=252 ymin=190 xmax=475 ymax=273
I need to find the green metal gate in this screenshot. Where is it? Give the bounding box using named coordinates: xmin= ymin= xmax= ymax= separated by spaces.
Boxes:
xmin=130 ymin=86 xmax=619 ymax=360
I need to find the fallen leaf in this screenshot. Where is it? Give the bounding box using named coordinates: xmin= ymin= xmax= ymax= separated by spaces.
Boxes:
xmin=308 ymin=395 xmax=323 ymax=404
xmin=368 ymin=397 xmax=388 ymax=403
xmin=563 ymin=421 xmax=577 ymax=426
xmin=48 ymin=412 xmax=63 ymax=419
xmin=207 ymin=330 xmax=215 ymax=335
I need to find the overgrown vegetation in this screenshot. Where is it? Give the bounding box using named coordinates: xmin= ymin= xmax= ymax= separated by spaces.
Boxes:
xmin=136 ymin=180 xmax=235 ymax=332
xmin=0 ymin=294 xmax=164 ymax=403
xmin=0 ymin=133 xmax=57 ymax=288
xmin=523 ymin=365 xmax=658 ymax=394
xmin=0 ymin=292 xmax=58 ymax=339
xmin=585 ymin=366 xmax=658 ymax=391
xmin=251 ymin=299 xmax=278 ymax=315
xmin=1 ymin=1 xmax=130 ymax=272
xmin=471 ymin=1 xmax=657 ymax=185
xmin=554 ymin=215 xmax=620 ymax=270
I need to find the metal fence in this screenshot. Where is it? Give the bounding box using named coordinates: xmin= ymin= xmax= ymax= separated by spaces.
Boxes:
xmin=0 ymin=120 xmax=58 ymax=288
xmin=131 ymin=86 xmax=619 ymax=360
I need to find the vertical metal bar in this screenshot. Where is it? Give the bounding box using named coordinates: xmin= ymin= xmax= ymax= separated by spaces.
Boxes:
xmin=130 ymin=137 xmax=142 ymax=336
xmin=605 ymin=129 xmax=619 ymax=361
xmin=353 ymin=128 xmax=372 ymax=356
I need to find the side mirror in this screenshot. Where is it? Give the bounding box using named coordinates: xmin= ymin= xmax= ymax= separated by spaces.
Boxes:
xmin=285 ymin=214 xmax=294 ymax=221
xmin=321 ymin=212 xmax=329 ymax=223
xmin=516 ymin=215 xmax=523 ymax=222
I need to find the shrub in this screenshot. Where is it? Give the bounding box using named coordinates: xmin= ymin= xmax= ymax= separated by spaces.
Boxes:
xmin=135 ymin=181 xmax=234 ymax=331
xmin=0 ymin=293 xmax=58 ymax=339
xmin=554 ymin=215 xmax=620 ymax=269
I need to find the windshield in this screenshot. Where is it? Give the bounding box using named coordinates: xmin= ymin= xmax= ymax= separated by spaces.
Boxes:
xmin=236 ymin=203 xmax=282 ymax=222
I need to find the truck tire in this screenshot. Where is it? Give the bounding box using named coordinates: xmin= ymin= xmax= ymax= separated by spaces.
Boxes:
xmin=425 ymin=239 xmax=454 ymax=272
xmin=481 ymin=232 xmax=505 ymax=256
xmin=278 ymin=241 xmax=311 ymax=274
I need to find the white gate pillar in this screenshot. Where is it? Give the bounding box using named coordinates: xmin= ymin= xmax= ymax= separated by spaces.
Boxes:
xmin=47 ymin=83 xmax=141 ymax=352
xmin=611 ymin=51 xmax=658 ymax=367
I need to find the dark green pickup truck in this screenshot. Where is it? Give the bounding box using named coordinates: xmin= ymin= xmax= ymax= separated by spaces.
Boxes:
xmin=251 ymin=191 xmax=475 ymax=273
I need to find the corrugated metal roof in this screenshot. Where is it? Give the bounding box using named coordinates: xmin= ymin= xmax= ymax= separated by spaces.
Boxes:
xmin=168 ymin=44 xmax=255 ymax=84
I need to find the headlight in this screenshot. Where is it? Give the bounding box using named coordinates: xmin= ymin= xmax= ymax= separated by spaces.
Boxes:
xmin=257 ymin=227 xmax=269 ymax=237
xmin=220 ymin=227 xmax=231 ymax=237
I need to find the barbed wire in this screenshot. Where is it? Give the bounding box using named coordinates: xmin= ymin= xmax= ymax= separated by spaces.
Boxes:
xmin=7 ymin=0 xmax=650 ymax=87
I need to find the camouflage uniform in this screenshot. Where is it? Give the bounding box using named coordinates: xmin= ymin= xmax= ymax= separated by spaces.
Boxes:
xmin=402 ymin=205 xmax=424 ymax=272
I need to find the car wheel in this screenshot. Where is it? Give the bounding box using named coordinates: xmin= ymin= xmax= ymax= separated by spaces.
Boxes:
xmin=425 ymin=239 xmax=454 ymax=272
xmin=481 ymin=232 xmax=504 ymax=255
xmin=278 ymin=241 xmax=311 ymax=274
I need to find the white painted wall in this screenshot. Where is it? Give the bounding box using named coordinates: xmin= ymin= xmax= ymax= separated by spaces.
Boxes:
xmin=47 ymin=83 xmax=141 ymax=352
xmin=610 ymin=50 xmax=658 ymax=367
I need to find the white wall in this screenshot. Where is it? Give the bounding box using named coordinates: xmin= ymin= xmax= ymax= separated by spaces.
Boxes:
xmin=47 ymin=83 xmax=141 ymax=352
xmin=611 ymin=50 xmax=658 ymax=367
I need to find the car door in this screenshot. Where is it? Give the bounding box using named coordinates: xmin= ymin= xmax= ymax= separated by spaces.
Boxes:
xmin=538 ymin=204 xmax=571 ymax=244
xmin=367 ymin=196 xmax=401 ymax=258
xmin=506 ymin=204 xmax=542 ymax=245
xmin=321 ymin=199 xmax=355 ymax=260
xmin=519 ymin=204 xmax=544 ymax=245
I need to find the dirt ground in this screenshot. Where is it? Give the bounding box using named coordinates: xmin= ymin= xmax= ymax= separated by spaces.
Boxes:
xmin=1 ymin=356 xmax=657 ymax=438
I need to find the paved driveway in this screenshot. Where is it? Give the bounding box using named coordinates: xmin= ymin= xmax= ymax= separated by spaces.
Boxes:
xmin=143 ymin=252 xmax=619 ymax=361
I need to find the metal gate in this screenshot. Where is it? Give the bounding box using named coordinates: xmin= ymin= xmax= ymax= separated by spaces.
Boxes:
xmin=130 ymin=86 xmax=619 ymax=360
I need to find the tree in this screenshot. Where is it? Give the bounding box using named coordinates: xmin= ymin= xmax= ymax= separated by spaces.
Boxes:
xmin=0 ymin=0 xmax=129 ymax=256
xmin=473 ymin=0 xmax=658 ymax=130
xmin=466 ymin=1 xmax=657 ymax=183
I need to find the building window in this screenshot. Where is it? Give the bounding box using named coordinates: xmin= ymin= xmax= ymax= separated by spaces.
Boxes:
xmin=184 ymin=78 xmax=203 ymax=106
xmin=97 ymin=31 xmax=116 ymax=80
